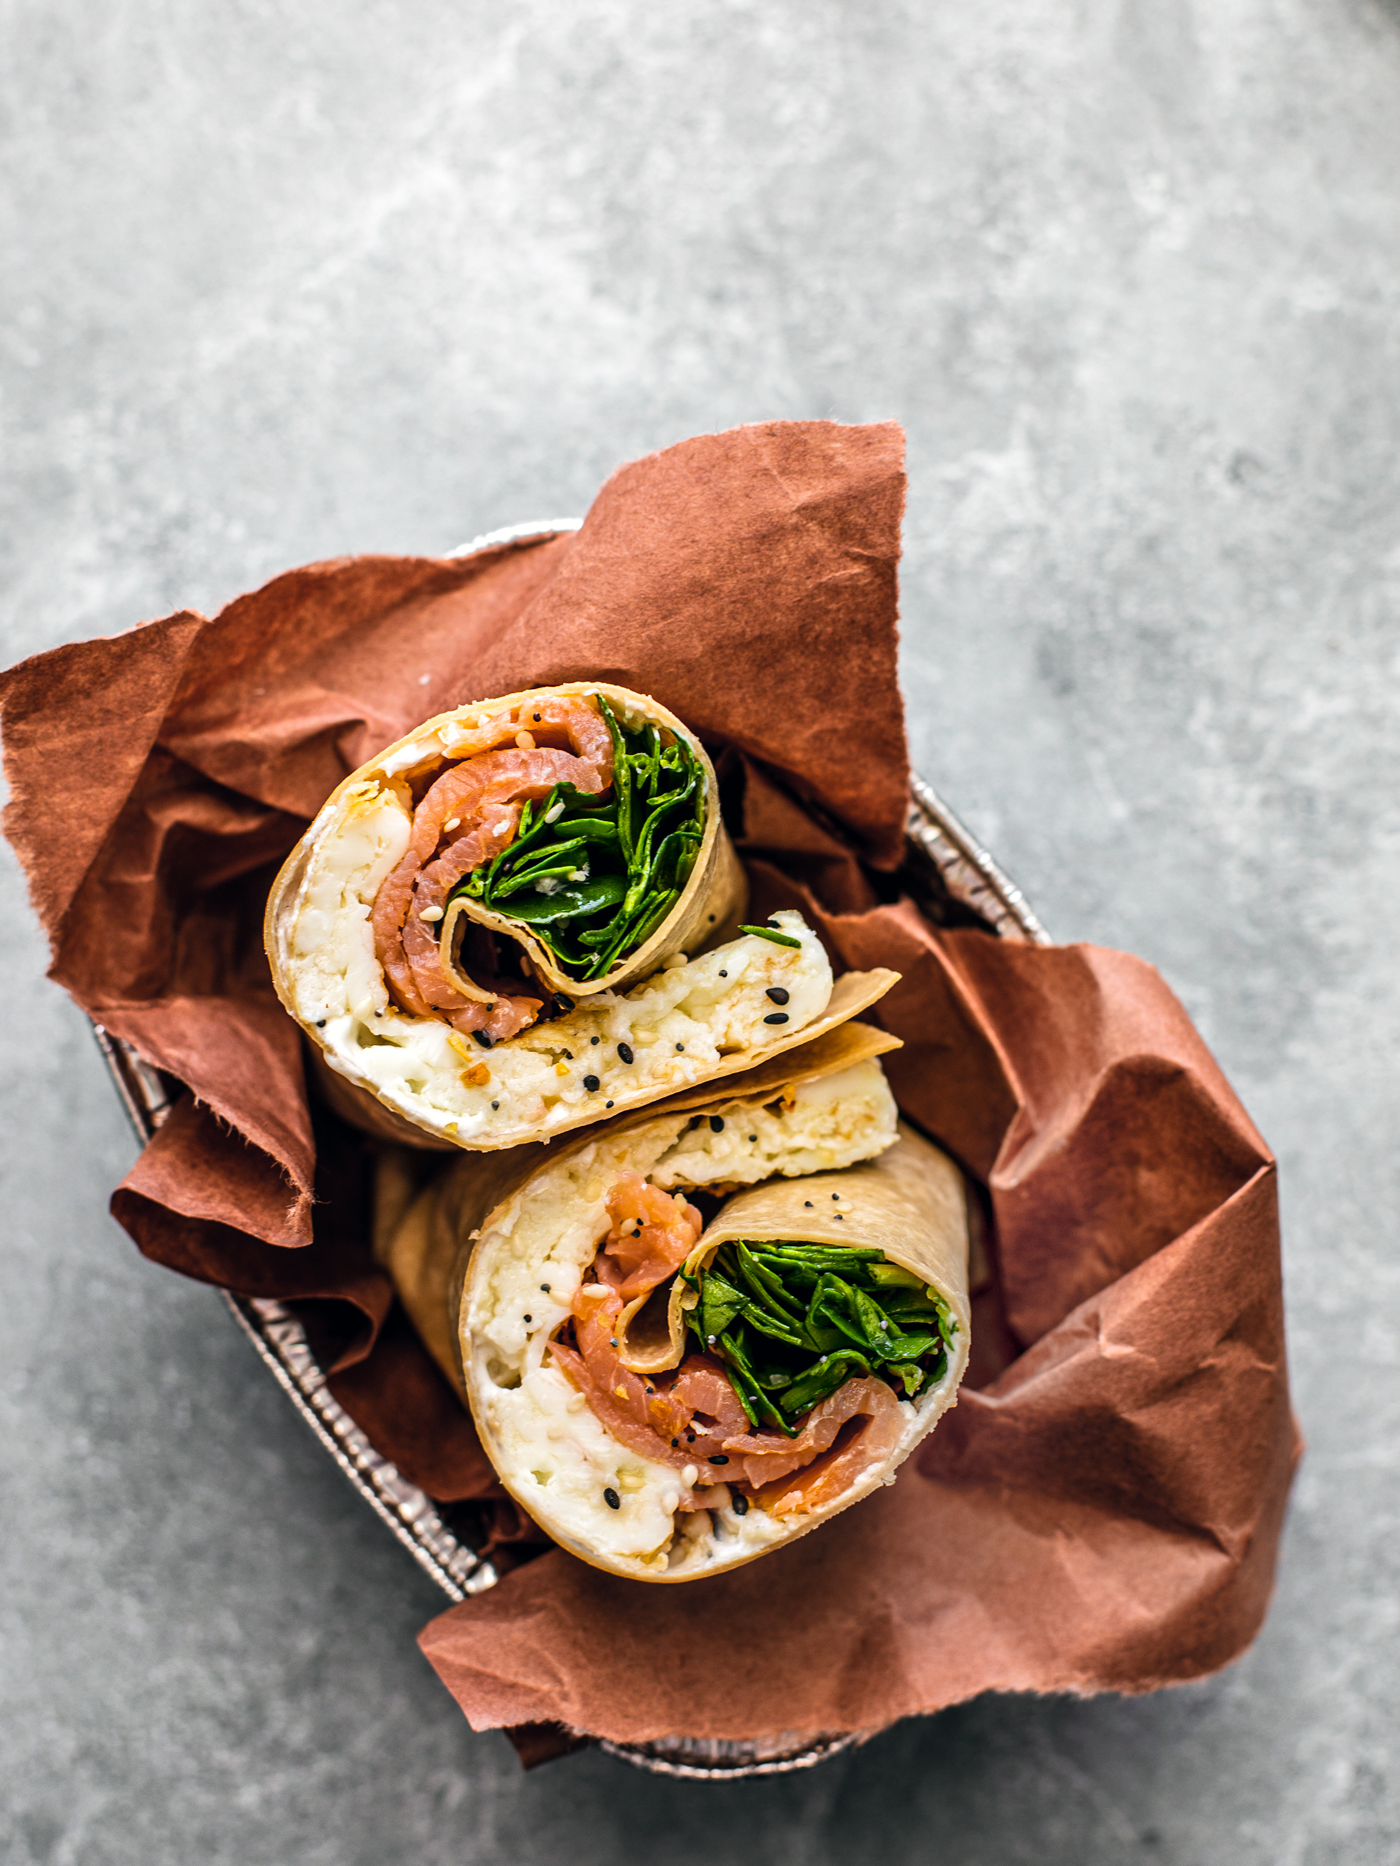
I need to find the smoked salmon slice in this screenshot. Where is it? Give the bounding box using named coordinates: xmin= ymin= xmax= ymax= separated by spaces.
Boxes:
xmin=595 ymin=1173 xmax=705 ymax=1300
xmin=370 ymin=697 xmax=612 ymax=1031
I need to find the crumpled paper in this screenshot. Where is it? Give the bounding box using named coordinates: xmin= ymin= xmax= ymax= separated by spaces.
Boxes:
xmin=0 ymin=419 xmax=1295 ymax=1754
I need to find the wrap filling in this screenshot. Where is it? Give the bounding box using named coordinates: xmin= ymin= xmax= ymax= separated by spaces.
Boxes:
xmin=371 ymin=692 xmax=707 ymax=1038
xmin=549 ymin=1168 xmax=959 ymax=1519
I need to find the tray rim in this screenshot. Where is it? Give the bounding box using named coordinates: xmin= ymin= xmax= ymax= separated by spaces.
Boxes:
xmin=91 ymin=517 xmax=1049 ymax=1779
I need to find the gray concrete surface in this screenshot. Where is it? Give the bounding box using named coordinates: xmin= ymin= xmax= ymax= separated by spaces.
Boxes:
xmin=3 ymin=0 xmax=1399 ymax=1859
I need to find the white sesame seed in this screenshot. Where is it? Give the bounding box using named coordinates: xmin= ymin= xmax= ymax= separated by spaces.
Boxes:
xmin=418 ymin=905 xmax=444 ymax=922
xmin=544 ymin=801 xmax=565 ymax=824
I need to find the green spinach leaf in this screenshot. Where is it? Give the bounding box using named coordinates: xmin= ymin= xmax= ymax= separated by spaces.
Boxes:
xmin=444 ymin=695 xmax=707 ymax=981
xmin=680 ymin=1238 xmax=959 ymax=1433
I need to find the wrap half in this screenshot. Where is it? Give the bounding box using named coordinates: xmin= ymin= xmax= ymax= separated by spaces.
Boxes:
xmin=265 ymin=682 xmax=897 ymax=1151
xmin=380 ymin=1024 xmax=971 ymax=1581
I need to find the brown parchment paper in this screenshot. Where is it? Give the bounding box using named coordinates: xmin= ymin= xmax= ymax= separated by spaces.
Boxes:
xmin=0 ymin=418 xmax=1296 ymax=1753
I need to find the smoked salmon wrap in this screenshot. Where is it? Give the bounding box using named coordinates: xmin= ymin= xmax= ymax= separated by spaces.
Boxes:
xmin=378 ymin=1022 xmax=972 ymax=1581
xmin=265 ymin=682 xmax=898 ymax=1152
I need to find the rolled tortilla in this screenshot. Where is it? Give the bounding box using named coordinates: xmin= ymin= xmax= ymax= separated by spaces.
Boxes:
xmin=379 ymin=1025 xmax=971 ymax=1582
xmin=265 ymin=682 xmax=896 ymax=1151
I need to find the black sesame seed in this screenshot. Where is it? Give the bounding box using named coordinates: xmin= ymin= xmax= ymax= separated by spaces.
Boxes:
xmin=672 ymin=1437 xmax=679 ymax=1447
xmin=472 ymin=1029 xmax=493 ymax=1049
xmin=315 ymin=1019 xmax=326 ymax=1028
xmin=676 ymin=1042 xmax=685 ymax=1052
xmin=540 ymin=1284 xmax=550 ymax=1293
xmin=835 ymin=1214 xmax=844 ymax=1221
xmin=603 ymin=1487 xmax=621 ymax=1510
xmin=708 ymin=914 xmax=716 ymax=923
xmin=562 ymin=1049 xmax=573 ymax=1060
xmin=590 ymin=1035 xmax=600 ymax=1045
xmin=686 ymin=1431 xmax=697 ymax=1442
xmin=709 ymin=1116 xmax=725 ymax=1133
xmin=523 ymin=1314 xmax=532 ymax=1323
xmin=710 ymin=1454 xmax=729 ymax=1465
xmin=763 ymin=1012 xmax=789 ymax=1025
xmin=765 ymin=987 xmax=790 ymax=1005
xmin=617 ymin=1042 xmax=634 ymax=1064
xmin=491 ymin=1100 xmax=499 ymax=1110
xmin=733 ymin=1495 xmax=750 ymax=1516
xmin=553 ymin=993 xmax=574 ymax=1016
xmin=718 ymin=970 xmax=727 ymax=978
xmin=832 ymin=1193 xmax=840 ymax=1200
xmin=583 ymin=1074 xmax=600 ymax=1091
xmin=610 ymin=1338 xmax=618 ymax=1347
xmin=748 ymin=1135 xmax=757 ymax=1143
xmin=605 ymin=1100 xmax=614 ymax=1108
xmin=805 ymin=1200 xmax=814 ymax=1207
xmin=533 ymin=712 xmax=542 ymax=722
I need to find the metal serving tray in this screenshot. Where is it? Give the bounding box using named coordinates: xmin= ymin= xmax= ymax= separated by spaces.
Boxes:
xmin=92 ymin=520 xmax=1048 ymax=1780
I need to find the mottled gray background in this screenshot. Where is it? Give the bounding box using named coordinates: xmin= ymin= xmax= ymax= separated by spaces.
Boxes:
xmin=3 ymin=0 xmax=1398 ymax=1860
